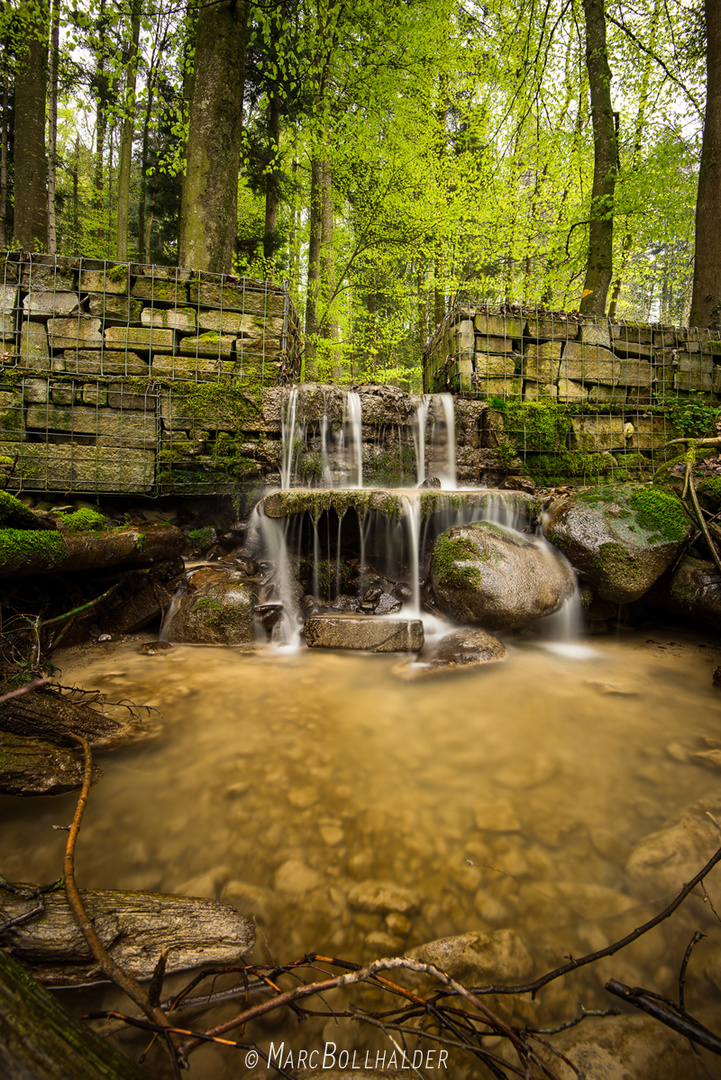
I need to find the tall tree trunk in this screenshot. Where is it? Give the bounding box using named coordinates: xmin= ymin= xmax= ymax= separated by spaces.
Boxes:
xmin=46 ymin=0 xmax=60 ymax=254
xmin=70 ymin=134 xmax=80 ymax=254
xmin=0 ymin=69 xmax=8 ymax=249
xmin=92 ymin=0 xmax=109 ymax=249
xmin=263 ymin=90 xmax=281 ymax=265
xmin=690 ymin=0 xmax=721 ymax=328
xmin=319 ymin=161 xmax=340 ymax=378
xmin=579 ymin=0 xmax=618 ymax=315
xmin=304 ymin=155 xmax=323 ymax=379
xmin=179 ymin=0 xmax=248 ymax=273
xmin=116 ymin=0 xmax=142 ymax=262
xmin=137 ymin=87 xmax=154 ymax=262
xmin=13 ymin=3 xmax=49 ymax=251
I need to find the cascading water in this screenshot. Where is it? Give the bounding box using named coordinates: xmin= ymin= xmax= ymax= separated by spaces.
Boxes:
xmin=280 ymin=387 xmax=299 ymax=488
xmin=412 ymin=395 xmax=431 ymax=486
xmin=341 ymin=391 xmax=363 ymax=488
xmin=427 ymin=394 xmax=457 ymax=489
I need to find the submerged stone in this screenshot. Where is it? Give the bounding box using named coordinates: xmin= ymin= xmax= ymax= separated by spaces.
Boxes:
xmin=430 ymin=522 xmax=576 ymax=630
xmin=304 ymin=614 xmax=423 ymax=652
xmin=407 ymin=928 xmax=533 ymax=983
xmin=399 ymin=628 xmax=506 ymax=679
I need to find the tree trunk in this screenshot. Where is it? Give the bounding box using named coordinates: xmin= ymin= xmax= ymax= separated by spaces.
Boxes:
xmin=579 ymin=0 xmax=618 ymax=315
xmin=137 ymin=86 xmax=154 ymax=262
xmin=319 ymin=160 xmax=340 ymax=378
xmin=179 ymin=0 xmax=248 ymax=273
xmin=13 ymin=4 xmax=48 ymax=251
xmin=0 ymin=686 xmax=160 ymax=751
xmin=0 ymin=523 xmax=186 ymax=579
xmin=304 ymin=154 xmax=323 ymax=378
xmin=0 ymin=70 xmax=8 ymax=249
xmin=0 ymin=731 xmax=102 ymax=796
xmin=263 ymin=90 xmax=281 ymax=265
xmin=46 ymin=0 xmax=60 ymax=254
xmin=92 ymin=0 xmax=109 ymax=249
xmin=690 ymin=0 xmax=721 ymax=328
xmin=116 ymin=0 xmax=142 ymax=262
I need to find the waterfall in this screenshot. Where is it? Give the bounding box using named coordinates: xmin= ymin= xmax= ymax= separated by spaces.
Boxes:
xmin=412 ymin=396 xmax=431 ymax=486
xmin=342 ymin=391 xmax=363 ymax=488
xmin=428 ymin=394 xmax=457 ymax=489
xmin=280 ymin=387 xmax=299 ymax=488
xmin=401 ymin=496 xmax=422 ymax=613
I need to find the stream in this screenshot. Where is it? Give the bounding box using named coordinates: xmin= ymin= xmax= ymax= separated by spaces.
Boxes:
xmin=1 ymin=622 xmax=720 ymax=1077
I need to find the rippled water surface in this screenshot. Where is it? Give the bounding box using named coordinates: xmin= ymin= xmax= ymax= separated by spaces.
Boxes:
xmin=2 ymin=624 xmax=720 ymax=1076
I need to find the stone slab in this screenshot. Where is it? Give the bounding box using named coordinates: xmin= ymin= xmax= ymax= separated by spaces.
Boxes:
xmin=105 ymin=326 xmax=175 ymax=352
xmin=474 ymin=313 xmax=524 ymax=338
xmin=24 ymin=291 xmax=80 ymax=317
xmin=27 ymin=405 xmax=157 ymax=446
xmin=19 ymin=322 xmax=51 ymax=370
xmin=141 ymin=307 xmax=197 ymax=333
xmin=47 ymin=316 xmax=103 ymax=348
xmin=21 ymin=265 xmax=75 ymax=290
xmin=79 ymin=268 xmax=129 ymax=294
xmin=196 ymin=309 xmax=283 ymax=337
xmin=525 ymin=315 xmax=579 ymax=340
xmin=87 ymin=294 xmax=144 ymax=322
xmin=0 ymin=442 xmax=155 ymax=493
xmin=304 ymin=615 xmax=424 ymax=653
xmin=177 ymin=333 xmax=235 ymax=358
xmin=60 ymin=350 xmax=150 ymax=377
xmin=188 ymin=281 xmax=285 ymax=316
xmin=130 ymin=277 xmax=189 ymax=304
xmin=474 ymin=352 xmax=515 ymax=376
xmin=0 ymin=285 xmax=18 ymax=315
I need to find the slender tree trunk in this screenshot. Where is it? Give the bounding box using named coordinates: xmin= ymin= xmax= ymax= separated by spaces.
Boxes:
xmin=263 ymin=90 xmax=281 ymax=265
xmin=179 ymin=0 xmax=248 ymax=273
xmin=116 ymin=0 xmax=141 ymax=262
xmin=0 ymin=70 xmax=8 ymax=249
xmin=579 ymin=0 xmax=618 ymax=315
xmin=13 ymin=3 xmax=49 ymax=251
xmin=93 ymin=0 xmax=109 ymax=249
xmin=137 ymin=87 xmax=154 ymax=262
xmin=304 ymin=155 xmax=323 ymax=378
xmin=46 ymin=0 xmax=60 ymax=254
xmin=71 ymin=135 xmax=80 ymax=254
xmin=319 ymin=161 xmax=340 ymax=378
xmin=690 ymin=0 xmax=721 ymax=328
xmin=287 ymin=158 xmax=300 ymax=293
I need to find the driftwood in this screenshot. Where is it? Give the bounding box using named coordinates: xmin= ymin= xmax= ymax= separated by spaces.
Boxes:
xmin=0 ymin=732 xmax=102 ymax=796
xmin=0 ymin=686 xmax=160 ymax=750
xmin=0 ymin=950 xmax=146 ymax=1080
xmin=0 ymin=885 xmax=256 ymax=986
xmin=0 ymin=524 xmax=186 ymax=579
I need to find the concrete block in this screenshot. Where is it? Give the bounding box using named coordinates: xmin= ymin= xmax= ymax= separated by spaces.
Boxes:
xmin=304 ymin=614 xmax=424 ymax=652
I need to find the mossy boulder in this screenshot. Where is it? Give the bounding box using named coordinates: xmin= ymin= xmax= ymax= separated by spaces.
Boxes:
xmin=429 ymin=521 xmax=577 ymax=630
xmin=542 ymin=483 xmax=692 ymax=604
xmin=645 ymin=556 xmax=721 ymax=630
xmin=164 ymin=573 xmax=257 ymax=645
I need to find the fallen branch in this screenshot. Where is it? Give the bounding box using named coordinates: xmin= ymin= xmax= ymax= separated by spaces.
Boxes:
xmin=605 ymin=979 xmax=721 ymax=1056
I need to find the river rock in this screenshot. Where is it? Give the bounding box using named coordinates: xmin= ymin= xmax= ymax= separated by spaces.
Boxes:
xmin=406 ymin=928 xmax=533 ymax=983
xmin=0 ymin=732 xmax=102 ymax=796
xmin=626 ymin=794 xmax=721 ymax=893
xmin=347 ymin=881 xmax=420 ymax=916
xmin=645 ymin=555 xmax=721 ymax=630
xmin=550 ymin=1015 xmax=694 ymax=1079
xmin=429 ymin=522 xmax=576 ymax=630
xmin=542 ymin=483 xmax=692 ymax=604
xmin=304 ymin=615 xmax=423 ymax=652
xmin=164 ymin=573 xmax=256 ymax=645
xmin=420 ymin=628 xmax=507 ymax=673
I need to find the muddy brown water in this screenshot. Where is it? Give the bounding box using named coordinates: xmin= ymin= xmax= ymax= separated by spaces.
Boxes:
xmin=1 ymin=624 xmax=720 ymax=1076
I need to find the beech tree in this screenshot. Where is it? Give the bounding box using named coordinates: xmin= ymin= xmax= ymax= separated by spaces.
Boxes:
xmin=690 ymin=0 xmax=721 ymax=328
xmin=13 ymin=0 xmax=48 ymax=250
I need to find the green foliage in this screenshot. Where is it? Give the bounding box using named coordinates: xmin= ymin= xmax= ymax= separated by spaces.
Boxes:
xmin=56 ymin=508 xmax=107 ymax=531
xmin=188 ymin=526 xmax=216 ymax=551
xmin=696 ymin=477 xmax=721 ymax=513
xmin=663 ymin=393 xmax=720 ymax=438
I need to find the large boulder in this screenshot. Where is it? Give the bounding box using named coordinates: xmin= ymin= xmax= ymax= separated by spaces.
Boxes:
xmin=164 ymin=570 xmax=256 ymax=644
xmin=542 ymin=483 xmax=692 ymax=604
xmin=646 ymin=555 xmax=721 ymax=630
xmin=429 ymin=522 xmax=576 ymax=630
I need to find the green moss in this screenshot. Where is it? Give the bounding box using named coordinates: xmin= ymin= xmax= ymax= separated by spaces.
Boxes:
xmin=57 ymin=508 xmax=107 ymax=531
xmin=627 ymin=486 xmax=690 ymax=544
xmin=192 ymin=595 xmax=249 ymax=629
xmin=0 ymin=528 xmax=66 ymax=570
xmin=188 ymin=526 xmax=216 ymax=551
xmin=500 ymin=401 xmax=573 ymax=453
xmin=696 ymin=476 xmax=721 ymax=513
xmin=433 ymin=533 xmax=482 ymax=589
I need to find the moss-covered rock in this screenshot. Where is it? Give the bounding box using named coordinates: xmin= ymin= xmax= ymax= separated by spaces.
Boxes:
xmin=429 ymin=521 xmax=577 ymax=630
xmin=164 ymin=574 xmax=257 ymax=645
xmin=542 ymin=482 xmax=692 ymax=604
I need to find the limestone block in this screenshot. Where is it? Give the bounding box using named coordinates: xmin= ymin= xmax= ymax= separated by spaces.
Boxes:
xmin=22 ymin=378 xmax=49 ymax=404
xmin=130 ymin=277 xmax=189 ymax=304
xmin=160 ymin=395 xmax=195 ymax=430
xmin=0 ymin=313 xmax=16 ymax=354
xmin=654 ymin=330 xmax=681 ymax=348
xmin=525 ymin=315 xmax=579 ymax=340
xmin=50 ymin=385 xmax=77 ymax=405
xmin=108 ymin=383 xmax=155 ymax=411
xmin=571 ymin=416 xmax=628 ymax=452
xmin=20 ymin=321 xmax=51 ymax=370
xmin=47 ymin=316 xmax=103 ymax=349
xmin=188 ymin=281 xmax=285 ymax=316
xmin=457 ymin=319 xmax=475 ymax=353
xmin=0 ymin=285 xmax=18 ymax=314
xmin=61 ymin=350 xmax=150 ymax=377
xmin=587 ymin=384 xmax=628 ymax=404
xmin=561 ymin=341 xmax=617 ymax=362
xmin=611 ymin=323 xmax=653 ymax=346
xmin=21 ymin=265 xmax=75 ymax=290
xmin=626 ymin=417 xmax=677 ymax=450
xmin=104 ymin=326 xmax=175 ymax=353
xmin=611 ymin=339 xmax=654 ymax=359
xmin=87 ymin=294 xmax=144 ymax=322
xmin=475 ymin=334 xmax=513 ymax=353
xmin=141 ymin=307 xmax=197 ymax=333
xmin=196 ymin=308 xmax=283 ymax=339
xmin=699 ymin=338 xmax=721 ymax=357
xmin=79 ymin=268 xmax=129 ymax=294
xmin=0 ymin=441 xmax=155 ymax=493
xmin=23 ymin=291 xmax=80 ymax=317
xmin=470 ymin=375 xmax=521 ymax=396
xmin=177 ymin=332 xmax=235 ymax=358
xmin=714 ymin=368 xmax=721 ymax=394
xmin=674 ymin=370 xmax=713 ymax=392
xmin=27 ymin=405 xmax=157 ymax=447
xmin=0 ymin=391 xmax=24 ymax=440
xmin=556 ymin=378 xmax=589 ymax=402
xmin=151 ymin=355 xmax=237 ymax=382
xmin=523 ymin=345 xmax=560 ymax=382
xmin=474 ymin=313 xmax=524 ymax=338
xmin=474 ymin=352 xmax=515 ymax=376
xmin=558 ymin=358 xmax=620 ymax=385
xmin=678 ymin=353 xmax=714 ymax=375
xmin=523 ymin=383 xmax=557 ymax=401
xmin=578 ymin=320 xmax=612 ymax=347
xmin=304 ymin=614 xmax=424 ymax=652
xmin=82 ymin=383 xmax=108 ymax=407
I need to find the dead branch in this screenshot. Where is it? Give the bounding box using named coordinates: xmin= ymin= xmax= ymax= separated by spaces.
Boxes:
xmin=606 ymin=979 xmax=721 ymax=1056
xmin=683 ymin=458 xmax=721 ymax=575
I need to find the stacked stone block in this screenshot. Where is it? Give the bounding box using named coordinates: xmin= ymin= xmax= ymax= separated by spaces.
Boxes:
xmin=0 ymin=253 xmax=301 ymax=495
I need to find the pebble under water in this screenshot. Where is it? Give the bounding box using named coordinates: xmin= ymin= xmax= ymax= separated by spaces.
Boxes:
xmin=2 ymin=624 xmax=721 ymax=1077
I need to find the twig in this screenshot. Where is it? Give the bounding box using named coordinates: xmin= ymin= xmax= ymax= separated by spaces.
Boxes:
xmin=679 ymin=931 xmax=705 ymax=1013
xmin=0 ymin=677 xmax=50 ymax=704
xmin=606 ymin=979 xmax=721 ymax=1056
xmin=63 ymin=734 xmax=184 ymax=1072
xmin=684 ymin=461 xmax=721 ymax=576
xmin=40 ymin=582 xmax=123 ymax=628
